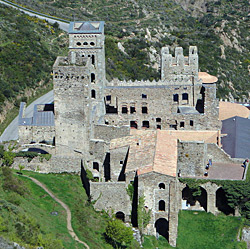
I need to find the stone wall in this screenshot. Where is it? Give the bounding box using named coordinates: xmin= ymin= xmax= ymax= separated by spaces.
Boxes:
xmin=94 ymin=124 xmax=130 ymax=142
xmin=90 ymin=182 xmax=131 ymax=221
xmin=12 ymin=155 xmax=81 ymax=173
xmin=177 ymin=141 xmax=206 ymax=177
xmin=110 ymin=146 xmax=128 ymax=181
xmin=19 ymin=125 xmax=55 ymax=144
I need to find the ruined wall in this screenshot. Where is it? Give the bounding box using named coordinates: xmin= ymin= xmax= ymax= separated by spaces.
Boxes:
xmin=177 ymin=141 xmax=206 ymax=177
xmin=19 ymin=125 xmax=55 ymax=144
xmin=90 ymin=182 xmax=131 ymax=221
xmin=94 ymin=124 xmax=130 ymax=142
xmin=12 ymin=155 xmax=81 ymax=173
xmin=104 ymin=84 xmax=204 ymax=129
xmin=110 ymin=146 xmax=128 ymax=181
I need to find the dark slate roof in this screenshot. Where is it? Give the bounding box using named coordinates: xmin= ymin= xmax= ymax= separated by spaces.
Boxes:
xmin=32 ymin=105 xmax=54 ymax=126
xmin=19 ymin=103 xmax=54 ymax=127
xmin=221 ymin=116 xmax=250 ymax=158
xmin=78 ymin=22 xmax=97 ymax=31
xmin=69 ymin=21 xmax=104 ymax=34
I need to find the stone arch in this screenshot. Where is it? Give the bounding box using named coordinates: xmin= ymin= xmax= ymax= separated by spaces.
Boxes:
xmin=182 ymin=185 xmax=207 ymax=211
xmin=155 ymin=218 xmax=169 ymax=241
xmin=115 ymin=211 xmax=125 ymax=222
xmin=216 ymin=187 xmax=234 ymax=215
xmin=159 ymin=183 xmax=165 ymax=189
xmin=159 ymin=200 xmax=165 ymax=211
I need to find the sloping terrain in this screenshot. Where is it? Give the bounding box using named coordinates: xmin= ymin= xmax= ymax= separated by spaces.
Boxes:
xmin=0 ymin=4 xmax=68 ymax=125
xmin=7 ymin=0 xmax=250 ymax=99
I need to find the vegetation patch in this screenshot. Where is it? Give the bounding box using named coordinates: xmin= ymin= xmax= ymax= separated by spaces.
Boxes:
xmin=177 ymin=210 xmax=246 ymax=249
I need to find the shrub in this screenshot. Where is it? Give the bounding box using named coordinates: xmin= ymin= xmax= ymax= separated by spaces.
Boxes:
xmin=2 ymin=167 xmax=28 ymax=196
xmin=105 ymin=219 xmax=134 ymax=248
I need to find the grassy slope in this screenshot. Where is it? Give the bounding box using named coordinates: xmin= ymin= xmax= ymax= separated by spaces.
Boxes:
xmin=8 ymin=0 xmax=250 ymax=99
xmin=17 ymin=170 xmax=113 ymax=249
xmin=0 ymin=168 xmax=113 ymax=249
xmin=143 ymin=211 xmax=246 ymax=249
xmin=177 ymin=211 xmax=245 ymax=249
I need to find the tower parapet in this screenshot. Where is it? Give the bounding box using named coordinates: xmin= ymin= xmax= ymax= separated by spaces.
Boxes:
xmin=161 ymin=46 xmax=198 ymax=82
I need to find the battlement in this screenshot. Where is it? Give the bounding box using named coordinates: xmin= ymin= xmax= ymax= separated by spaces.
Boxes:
xmin=107 ymin=76 xmax=202 ymax=87
xmin=161 ymin=46 xmax=199 ymax=81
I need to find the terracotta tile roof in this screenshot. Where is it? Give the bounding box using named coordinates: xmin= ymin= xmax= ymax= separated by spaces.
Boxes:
xmin=219 ymin=101 xmax=249 ymax=120
xmin=198 ymin=72 xmax=218 ymax=83
xmin=111 ymin=130 xmax=220 ymax=177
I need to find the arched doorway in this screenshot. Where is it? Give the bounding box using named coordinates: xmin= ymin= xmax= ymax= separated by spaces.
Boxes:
xmin=155 ymin=218 xmax=169 ymax=241
xmin=216 ymin=187 xmax=234 ymax=215
xmin=115 ymin=211 xmax=125 ymax=222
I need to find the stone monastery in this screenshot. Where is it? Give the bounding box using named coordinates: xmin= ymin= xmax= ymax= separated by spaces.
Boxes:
xmin=18 ymin=21 xmax=246 ymax=246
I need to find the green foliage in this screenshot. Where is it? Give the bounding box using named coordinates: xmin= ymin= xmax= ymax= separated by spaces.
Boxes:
xmin=143 ymin=235 xmax=173 ymax=249
xmin=0 ymin=145 xmax=4 ymax=158
xmin=105 ymin=219 xmax=134 ymax=248
xmin=10 ymin=0 xmax=250 ymax=99
xmin=1 ymin=167 xmax=28 ymax=196
xmin=20 ymin=170 xmax=113 ymax=248
xmin=86 ymin=168 xmax=94 ymax=181
xmin=126 ymin=182 xmax=134 ymax=201
xmin=0 ymin=5 xmax=67 ymax=122
xmin=138 ymin=196 xmax=151 ymax=234
xmin=2 ymin=150 xmax=15 ymax=166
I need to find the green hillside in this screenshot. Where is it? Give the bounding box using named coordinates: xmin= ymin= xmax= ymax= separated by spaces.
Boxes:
xmin=0 ymin=167 xmax=246 ymax=249
xmin=7 ymin=0 xmax=250 ymax=99
xmin=0 ymin=4 xmax=68 ymax=130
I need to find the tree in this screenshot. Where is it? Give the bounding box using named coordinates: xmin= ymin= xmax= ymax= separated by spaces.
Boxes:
xmin=138 ymin=196 xmax=151 ymax=241
xmin=105 ymin=219 xmax=133 ymax=248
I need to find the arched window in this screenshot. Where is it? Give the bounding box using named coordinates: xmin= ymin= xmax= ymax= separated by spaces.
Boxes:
xmin=91 ymin=73 xmax=95 ymax=82
xmin=83 ymin=42 xmax=88 ymax=45
xmin=173 ymin=94 xmax=179 ymax=102
xmin=90 ymin=42 xmax=95 ymax=46
xmin=159 ymin=183 xmax=165 ymax=189
xmin=182 ymin=93 xmax=188 ymax=100
xmin=156 ymin=118 xmax=161 ymax=122
xmin=91 ymin=90 xmax=96 ymax=98
xmin=76 ymin=42 xmax=81 ymax=46
xmin=93 ymin=162 xmax=99 ymax=171
xmin=159 ymin=200 xmax=165 ymax=211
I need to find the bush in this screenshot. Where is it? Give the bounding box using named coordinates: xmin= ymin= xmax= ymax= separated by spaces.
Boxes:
xmin=105 ymin=219 xmax=134 ymax=248
xmin=2 ymin=167 xmax=28 ymax=196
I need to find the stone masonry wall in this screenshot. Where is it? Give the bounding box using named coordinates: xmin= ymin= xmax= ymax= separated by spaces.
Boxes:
xmin=94 ymin=124 xmax=130 ymax=142
xmin=90 ymin=182 xmax=131 ymax=221
xmin=177 ymin=141 xmax=206 ymax=177
xmin=19 ymin=125 xmax=55 ymax=144
xmin=12 ymin=155 xmax=81 ymax=173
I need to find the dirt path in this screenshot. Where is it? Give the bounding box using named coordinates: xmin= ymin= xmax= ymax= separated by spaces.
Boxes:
xmin=21 ymin=175 xmax=90 ymax=249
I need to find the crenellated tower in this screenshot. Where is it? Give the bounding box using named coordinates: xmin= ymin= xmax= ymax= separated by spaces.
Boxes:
xmin=161 ymin=46 xmax=198 ymax=81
